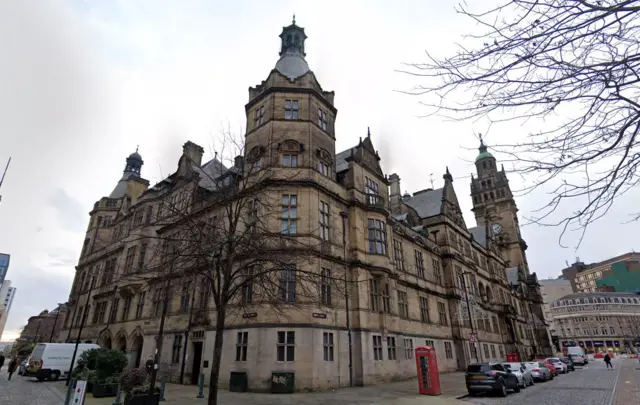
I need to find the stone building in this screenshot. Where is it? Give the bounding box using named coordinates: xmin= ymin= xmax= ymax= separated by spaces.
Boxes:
xmin=60 ymin=19 xmax=550 ymax=391
xmin=551 ymin=292 xmax=640 ymax=354
xmin=15 ymin=305 xmax=67 ymax=349
xmin=539 ymin=278 xmax=573 ymax=351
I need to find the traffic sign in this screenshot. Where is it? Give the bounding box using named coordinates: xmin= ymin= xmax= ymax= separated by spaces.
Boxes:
xmin=73 ymin=380 xmax=87 ymax=405
xmin=469 ymin=333 xmax=478 ymax=343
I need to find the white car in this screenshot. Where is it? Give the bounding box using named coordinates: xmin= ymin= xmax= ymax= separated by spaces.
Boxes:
xmin=546 ymin=357 xmax=568 ymax=374
xmin=502 ymin=362 xmax=535 ymax=388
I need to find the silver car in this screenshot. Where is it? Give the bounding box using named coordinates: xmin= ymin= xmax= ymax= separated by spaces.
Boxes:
xmin=546 ymin=357 xmax=568 ymax=374
xmin=502 ymin=362 xmax=535 ymax=388
xmin=524 ymin=361 xmax=552 ymax=382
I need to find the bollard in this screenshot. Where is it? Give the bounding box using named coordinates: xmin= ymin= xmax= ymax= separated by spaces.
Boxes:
xmin=63 ymin=378 xmax=75 ymax=405
xmin=112 ymin=383 xmax=122 ymax=405
xmin=160 ymin=376 xmax=166 ymax=401
xmin=197 ymin=373 xmax=205 ymax=399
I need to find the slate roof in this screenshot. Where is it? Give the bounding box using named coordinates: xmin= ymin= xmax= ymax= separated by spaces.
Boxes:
xmin=109 ymin=171 xmax=139 ymax=199
xmin=468 ymin=226 xmax=487 ymax=248
xmin=191 ymin=158 xmax=228 ymax=191
xmin=403 ymin=188 xmax=444 ymax=218
xmin=275 ymin=53 xmax=310 ymax=80
xmin=335 ymin=148 xmax=353 ymax=173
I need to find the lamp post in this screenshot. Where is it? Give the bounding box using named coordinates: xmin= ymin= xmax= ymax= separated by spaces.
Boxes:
xmin=49 ymin=303 xmax=65 ymax=342
xmin=66 ymin=277 xmax=97 ymax=386
xmin=461 ymin=271 xmax=479 ymax=363
xmin=179 ymin=273 xmax=198 ymax=385
xmin=340 ymin=212 xmax=353 ymax=387
xmin=32 ymin=320 xmax=42 ymax=344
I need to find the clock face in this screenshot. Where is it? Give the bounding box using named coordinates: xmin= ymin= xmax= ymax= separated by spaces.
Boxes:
xmin=492 ymin=223 xmax=502 ymax=235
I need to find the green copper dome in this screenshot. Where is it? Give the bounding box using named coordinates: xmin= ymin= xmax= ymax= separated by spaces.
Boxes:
xmin=475 ymin=138 xmax=494 ymax=162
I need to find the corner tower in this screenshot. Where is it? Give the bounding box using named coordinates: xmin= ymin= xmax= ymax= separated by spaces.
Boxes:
xmin=470 ymin=138 xmax=529 ymax=273
xmin=244 ymin=17 xmax=337 ymax=178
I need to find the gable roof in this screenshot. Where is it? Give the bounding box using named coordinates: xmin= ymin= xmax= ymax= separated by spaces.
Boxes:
xmin=403 ymin=188 xmax=444 ymax=218
xmin=335 ymin=148 xmax=352 ymax=172
xmin=468 ymin=226 xmax=487 ymax=248
xmin=192 ymin=158 xmax=228 ymax=191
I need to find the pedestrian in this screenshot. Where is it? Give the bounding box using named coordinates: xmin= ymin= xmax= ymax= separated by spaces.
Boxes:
xmin=0 ymin=353 xmax=5 ymax=370
xmin=7 ymin=355 xmax=18 ymax=380
xmin=604 ymin=353 xmax=613 ymax=370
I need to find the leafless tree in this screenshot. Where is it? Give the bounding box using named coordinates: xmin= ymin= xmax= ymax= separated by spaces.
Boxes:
xmin=137 ymin=132 xmax=343 ymax=405
xmin=403 ymin=0 xmax=640 ymax=246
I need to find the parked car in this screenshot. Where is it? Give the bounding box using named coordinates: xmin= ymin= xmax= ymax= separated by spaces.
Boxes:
xmin=465 ymin=362 xmax=521 ymax=397
xmin=568 ymin=353 xmax=586 ymax=366
xmin=502 ymin=362 xmax=534 ymax=388
xmin=546 ymin=357 xmax=568 ymax=374
xmin=524 ymin=361 xmax=552 ymax=382
xmin=559 ymin=356 xmax=575 ymax=371
xmin=534 ymin=359 xmax=557 ymax=377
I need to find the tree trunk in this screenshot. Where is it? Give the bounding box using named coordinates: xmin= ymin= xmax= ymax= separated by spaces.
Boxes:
xmin=207 ymin=308 xmax=226 ymax=405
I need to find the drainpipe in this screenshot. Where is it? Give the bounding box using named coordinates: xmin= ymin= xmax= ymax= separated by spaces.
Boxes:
xmin=340 ymin=212 xmax=353 ymax=387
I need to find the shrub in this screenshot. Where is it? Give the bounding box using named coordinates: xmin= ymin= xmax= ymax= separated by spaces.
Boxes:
xmin=119 ymin=368 xmax=148 ymax=394
xmin=94 ymin=349 xmax=127 ymax=382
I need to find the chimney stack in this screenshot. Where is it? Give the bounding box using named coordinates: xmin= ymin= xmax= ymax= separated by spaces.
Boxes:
xmin=183 ymin=141 xmax=204 ymax=167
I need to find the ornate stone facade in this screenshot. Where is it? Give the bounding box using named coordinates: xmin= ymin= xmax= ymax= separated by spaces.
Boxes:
xmin=60 ymin=19 xmax=551 ymax=391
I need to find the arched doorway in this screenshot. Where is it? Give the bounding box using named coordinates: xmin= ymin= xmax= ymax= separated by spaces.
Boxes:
xmin=117 ymin=335 xmax=127 ymax=354
xmin=132 ymin=335 xmax=143 ymax=368
xmin=104 ymin=336 xmax=112 ymax=349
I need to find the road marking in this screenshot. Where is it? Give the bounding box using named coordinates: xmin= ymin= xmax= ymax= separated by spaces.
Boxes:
xmin=607 ymin=362 xmax=622 ymax=405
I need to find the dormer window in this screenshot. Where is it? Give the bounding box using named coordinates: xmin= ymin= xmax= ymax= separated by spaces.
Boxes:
xmin=254 ymin=105 xmax=265 ymax=127
xmin=285 ymin=99 xmax=299 ymax=120
xmin=318 ymin=109 xmax=328 ymax=130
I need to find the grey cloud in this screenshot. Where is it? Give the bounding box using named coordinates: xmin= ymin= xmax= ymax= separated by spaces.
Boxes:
xmin=46 ymin=248 xmax=78 ymax=268
xmin=49 ymin=188 xmax=86 ymax=233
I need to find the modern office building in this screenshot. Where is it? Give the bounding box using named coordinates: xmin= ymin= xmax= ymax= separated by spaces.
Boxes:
xmin=596 ymin=261 xmax=640 ymax=293
xmin=0 ymin=280 xmax=16 ymax=339
xmin=0 ymin=253 xmax=9 ymax=285
xmin=561 ymin=253 xmax=640 ymax=293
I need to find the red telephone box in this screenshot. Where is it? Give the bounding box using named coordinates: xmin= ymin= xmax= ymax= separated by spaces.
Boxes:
xmin=414 ymin=346 xmax=441 ymax=395
xmin=506 ymin=353 xmax=519 ymax=362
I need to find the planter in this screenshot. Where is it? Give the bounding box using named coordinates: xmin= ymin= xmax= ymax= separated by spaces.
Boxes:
xmin=270 ymin=372 xmax=295 ymax=394
xmin=92 ymin=383 xmax=119 ymax=398
xmin=124 ymin=393 xmax=160 ymax=405
xmin=229 ymin=371 xmax=248 ymax=392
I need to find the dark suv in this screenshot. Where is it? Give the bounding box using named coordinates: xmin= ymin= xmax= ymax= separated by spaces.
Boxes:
xmin=466 ymin=362 xmax=521 ymax=397
xmin=559 ymin=356 xmax=575 ymax=371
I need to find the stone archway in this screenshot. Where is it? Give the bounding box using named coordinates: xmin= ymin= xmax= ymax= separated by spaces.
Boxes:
xmin=116 ymin=335 xmax=127 ymax=354
xmin=131 ymin=335 xmax=144 ymax=368
xmin=104 ymin=335 xmax=112 ymax=349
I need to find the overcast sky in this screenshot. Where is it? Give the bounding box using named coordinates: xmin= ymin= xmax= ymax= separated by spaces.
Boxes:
xmin=0 ymin=1 xmax=638 ymax=341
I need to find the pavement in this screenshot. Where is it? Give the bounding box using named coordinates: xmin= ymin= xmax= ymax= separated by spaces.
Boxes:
xmin=0 ymin=359 xmax=637 ymax=405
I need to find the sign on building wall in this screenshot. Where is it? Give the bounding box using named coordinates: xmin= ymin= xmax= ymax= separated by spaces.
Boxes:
xmin=0 ymin=253 xmax=9 ymax=285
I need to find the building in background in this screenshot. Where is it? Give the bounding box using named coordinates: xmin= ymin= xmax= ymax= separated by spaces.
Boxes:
xmin=596 ymin=261 xmax=640 ymax=293
xmin=539 ymin=279 xmax=573 ymax=351
xmin=0 ymin=280 xmax=16 ymax=339
xmin=551 ymin=292 xmax=640 ymax=354
xmin=561 ymin=252 xmax=640 ymax=293
xmin=0 ymin=253 xmax=9 ymax=285
xmin=14 ymin=305 xmax=68 ymax=350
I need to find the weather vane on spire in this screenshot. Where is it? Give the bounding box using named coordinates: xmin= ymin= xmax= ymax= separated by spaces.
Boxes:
xmin=292 ymin=13 xmax=296 ymax=24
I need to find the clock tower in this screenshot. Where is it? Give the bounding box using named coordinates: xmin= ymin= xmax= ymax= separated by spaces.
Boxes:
xmin=470 ymin=138 xmax=530 ymax=274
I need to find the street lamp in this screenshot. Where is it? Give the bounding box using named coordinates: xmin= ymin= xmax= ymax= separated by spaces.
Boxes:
xmin=66 ymin=274 xmax=97 ymax=386
xmin=460 ymin=271 xmax=479 ymax=363
xmin=49 ymin=303 xmax=66 ymax=342
xmin=340 ymin=211 xmax=353 ymax=387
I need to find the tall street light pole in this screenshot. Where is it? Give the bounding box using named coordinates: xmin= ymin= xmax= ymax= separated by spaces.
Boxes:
xmin=340 ymin=212 xmax=353 ymax=387
xmin=461 ymin=271 xmax=479 ymax=363
xmin=179 ymin=273 xmax=198 ymax=384
xmin=49 ymin=303 xmax=65 ymax=342
xmin=66 ymin=277 xmax=96 ymax=386
xmin=149 ymin=252 xmax=175 ymax=396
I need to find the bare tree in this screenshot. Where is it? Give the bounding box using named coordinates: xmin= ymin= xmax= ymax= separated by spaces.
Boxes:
xmin=403 ymin=0 xmax=640 ymax=245
xmin=141 ymin=132 xmax=340 ymax=405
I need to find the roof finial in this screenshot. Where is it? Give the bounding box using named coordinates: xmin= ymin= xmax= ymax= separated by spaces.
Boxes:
xmin=367 ymin=127 xmax=371 ymax=137
xmin=292 ymin=13 xmax=296 ymax=25
xmin=136 ymin=145 xmax=139 ymax=153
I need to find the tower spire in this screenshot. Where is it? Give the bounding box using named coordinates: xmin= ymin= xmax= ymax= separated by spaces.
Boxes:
xmin=292 ymin=13 xmax=296 ymax=25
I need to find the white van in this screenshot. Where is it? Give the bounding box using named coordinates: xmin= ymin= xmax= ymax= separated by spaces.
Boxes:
xmin=27 ymin=343 xmax=100 ymax=381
